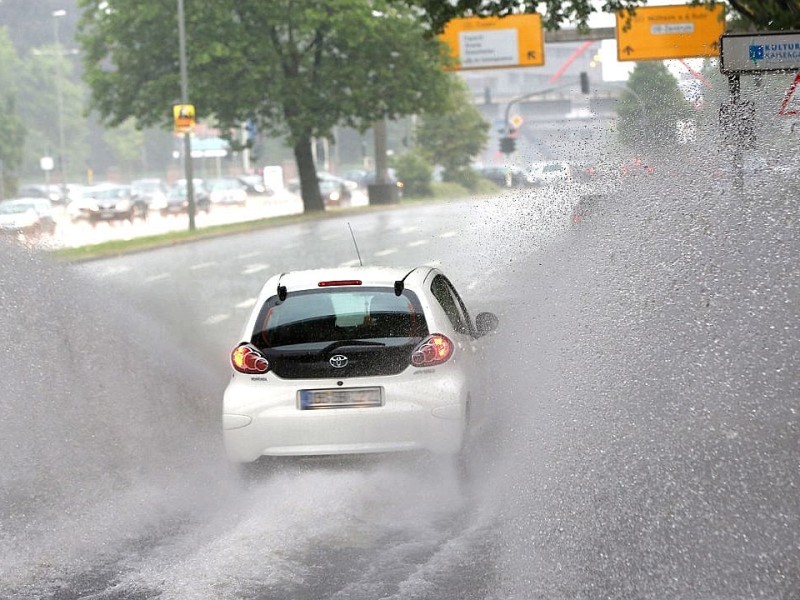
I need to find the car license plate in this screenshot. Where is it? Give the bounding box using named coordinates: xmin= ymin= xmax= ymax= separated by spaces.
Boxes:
xmin=299 ymin=387 xmax=382 ymax=410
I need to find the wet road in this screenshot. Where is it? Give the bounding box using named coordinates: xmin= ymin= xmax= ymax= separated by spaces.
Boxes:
xmin=1 ymin=164 xmax=798 ymax=599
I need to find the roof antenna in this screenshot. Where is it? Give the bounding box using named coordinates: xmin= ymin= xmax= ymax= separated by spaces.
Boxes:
xmin=347 ymin=222 xmax=363 ymax=267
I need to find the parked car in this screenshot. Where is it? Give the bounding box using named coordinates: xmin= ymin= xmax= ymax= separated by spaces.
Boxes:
xmin=16 ymin=184 xmax=68 ymax=204
xmin=131 ymin=178 xmax=168 ymax=212
xmin=238 ymin=175 xmax=271 ymax=196
xmin=319 ymin=178 xmax=352 ymax=208
xmin=287 ymin=172 xmax=358 ymax=207
xmin=222 ymin=266 xmax=499 ymax=470
xmin=0 ymin=198 xmax=57 ymax=237
xmin=68 ymin=184 xmax=146 ymax=225
xmin=207 ymin=178 xmax=248 ymax=205
xmin=525 ymin=161 xmax=573 ymax=187
xmin=162 ymin=179 xmax=211 ymax=215
xmin=363 ymin=168 xmax=404 ymax=197
xmin=341 ymin=169 xmax=369 ymax=187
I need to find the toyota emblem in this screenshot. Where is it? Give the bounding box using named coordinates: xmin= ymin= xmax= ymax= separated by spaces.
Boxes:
xmin=329 ymin=354 xmax=349 ymax=369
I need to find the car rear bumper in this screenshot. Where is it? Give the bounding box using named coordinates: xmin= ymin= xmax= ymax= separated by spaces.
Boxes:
xmin=222 ymin=371 xmax=467 ymax=462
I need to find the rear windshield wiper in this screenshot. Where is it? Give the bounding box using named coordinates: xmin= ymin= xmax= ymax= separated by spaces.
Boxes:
xmin=320 ymin=339 xmax=386 ymax=353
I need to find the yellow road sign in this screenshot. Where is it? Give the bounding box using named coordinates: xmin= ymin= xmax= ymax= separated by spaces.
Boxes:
xmin=616 ymin=4 xmax=725 ymax=62
xmin=173 ymin=103 xmax=195 ymax=133
xmin=439 ymin=14 xmax=544 ymax=70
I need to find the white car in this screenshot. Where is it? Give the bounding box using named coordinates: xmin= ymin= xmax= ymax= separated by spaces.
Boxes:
xmin=207 ymin=178 xmax=247 ymax=205
xmin=526 ymin=161 xmax=573 ymax=186
xmin=223 ymin=266 xmax=499 ymax=466
xmin=0 ymin=198 xmax=57 ymax=237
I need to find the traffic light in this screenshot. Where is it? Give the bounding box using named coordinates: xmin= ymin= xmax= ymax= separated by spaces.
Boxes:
xmin=580 ymin=71 xmax=590 ymax=95
xmin=500 ymin=136 xmax=516 ymax=154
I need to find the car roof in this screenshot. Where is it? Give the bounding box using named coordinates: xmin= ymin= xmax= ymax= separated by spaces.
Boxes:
xmin=275 ymin=266 xmax=427 ymax=291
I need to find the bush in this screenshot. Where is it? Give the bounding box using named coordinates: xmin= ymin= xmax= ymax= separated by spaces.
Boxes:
xmin=443 ymin=167 xmax=481 ymax=191
xmin=394 ymin=151 xmax=433 ymax=198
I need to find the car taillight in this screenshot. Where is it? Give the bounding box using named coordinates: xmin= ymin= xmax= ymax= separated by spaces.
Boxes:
xmin=231 ymin=343 xmax=269 ymax=374
xmin=411 ymin=334 xmax=453 ymax=367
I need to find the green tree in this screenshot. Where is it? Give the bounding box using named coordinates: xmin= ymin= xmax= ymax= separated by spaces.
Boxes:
xmin=0 ymin=28 xmax=25 ymax=198
xmin=616 ymin=62 xmax=693 ymax=147
xmin=102 ymin=119 xmax=146 ymax=181
xmin=416 ymin=76 xmax=489 ymax=184
xmin=77 ymin=0 xmax=451 ymax=213
xmin=18 ymin=48 xmax=88 ymax=183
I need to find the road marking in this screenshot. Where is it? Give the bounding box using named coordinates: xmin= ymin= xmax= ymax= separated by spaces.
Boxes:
xmin=242 ymin=263 xmax=270 ymax=275
xmin=144 ymin=273 xmax=170 ymax=283
xmin=237 ymin=251 xmax=262 ymax=259
xmin=235 ymin=298 xmax=257 ymax=309
xmin=467 ymin=280 xmax=478 ymax=290
xmin=439 ymin=231 xmax=457 ymax=238
xmin=203 ymin=313 xmax=231 ymax=325
xmin=399 ymin=226 xmax=418 ymax=234
xmin=190 ymin=261 xmax=217 ymax=271
xmin=407 ymin=239 xmax=429 ymax=247
xmin=321 ymin=233 xmax=342 ymax=241
xmin=339 ymin=259 xmax=362 ymax=267
xmin=375 ymin=248 xmax=398 ymax=257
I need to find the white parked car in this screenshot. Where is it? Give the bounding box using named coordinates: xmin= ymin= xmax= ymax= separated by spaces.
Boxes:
xmin=207 ymin=178 xmax=247 ymax=205
xmin=223 ymin=266 xmax=499 ymax=468
xmin=525 ymin=161 xmax=573 ymax=186
xmin=0 ymin=198 xmax=57 ymax=237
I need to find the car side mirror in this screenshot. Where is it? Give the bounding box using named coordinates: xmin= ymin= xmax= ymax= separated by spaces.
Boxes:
xmin=475 ymin=312 xmax=499 ymax=337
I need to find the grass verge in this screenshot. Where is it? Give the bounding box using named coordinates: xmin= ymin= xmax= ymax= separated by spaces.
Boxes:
xmin=50 ymin=182 xmax=500 ymax=262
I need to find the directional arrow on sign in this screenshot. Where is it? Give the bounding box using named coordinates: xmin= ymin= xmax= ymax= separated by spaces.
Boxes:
xmin=710 ymin=40 xmax=719 ymax=51
xmin=527 ymin=50 xmax=536 ymax=60
xmin=623 ymin=45 xmax=634 ymax=55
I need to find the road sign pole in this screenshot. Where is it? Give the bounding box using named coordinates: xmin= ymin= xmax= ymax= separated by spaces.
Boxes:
xmin=728 ymin=74 xmax=744 ymax=194
xmin=177 ymin=0 xmax=196 ymax=231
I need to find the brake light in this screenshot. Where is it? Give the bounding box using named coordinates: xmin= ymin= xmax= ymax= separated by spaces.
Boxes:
xmin=231 ymin=343 xmax=269 ymax=374
xmin=411 ymin=334 xmax=453 ymax=367
xmin=318 ymin=280 xmax=362 ymax=287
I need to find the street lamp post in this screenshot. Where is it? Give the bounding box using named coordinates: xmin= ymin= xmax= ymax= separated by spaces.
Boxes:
xmin=52 ymin=9 xmax=67 ymax=198
xmin=177 ymin=0 xmax=196 ymax=231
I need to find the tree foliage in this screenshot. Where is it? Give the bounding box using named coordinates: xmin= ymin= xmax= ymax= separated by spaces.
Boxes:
xmin=77 ymin=0 xmax=452 ymax=212
xmin=0 ymin=28 xmax=26 ymax=197
xmin=724 ymin=0 xmax=800 ymax=31
xmin=17 ymin=48 xmax=88 ymax=183
xmin=400 ymin=0 xmax=800 ymax=33
xmin=416 ymin=77 xmax=489 ymax=182
xmin=616 ymin=62 xmax=694 ymax=148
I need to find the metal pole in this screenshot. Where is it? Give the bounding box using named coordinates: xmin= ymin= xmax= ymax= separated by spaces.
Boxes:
xmin=177 ymin=0 xmax=196 ymax=231
xmin=728 ymin=74 xmax=744 ymax=193
xmin=504 ymin=82 xmax=575 ymax=134
xmin=53 ymin=10 xmax=68 ymax=200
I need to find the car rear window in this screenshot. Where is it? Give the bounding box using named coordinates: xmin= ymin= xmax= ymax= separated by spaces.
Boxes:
xmin=251 ymin=287 xmax=428 ymax=348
